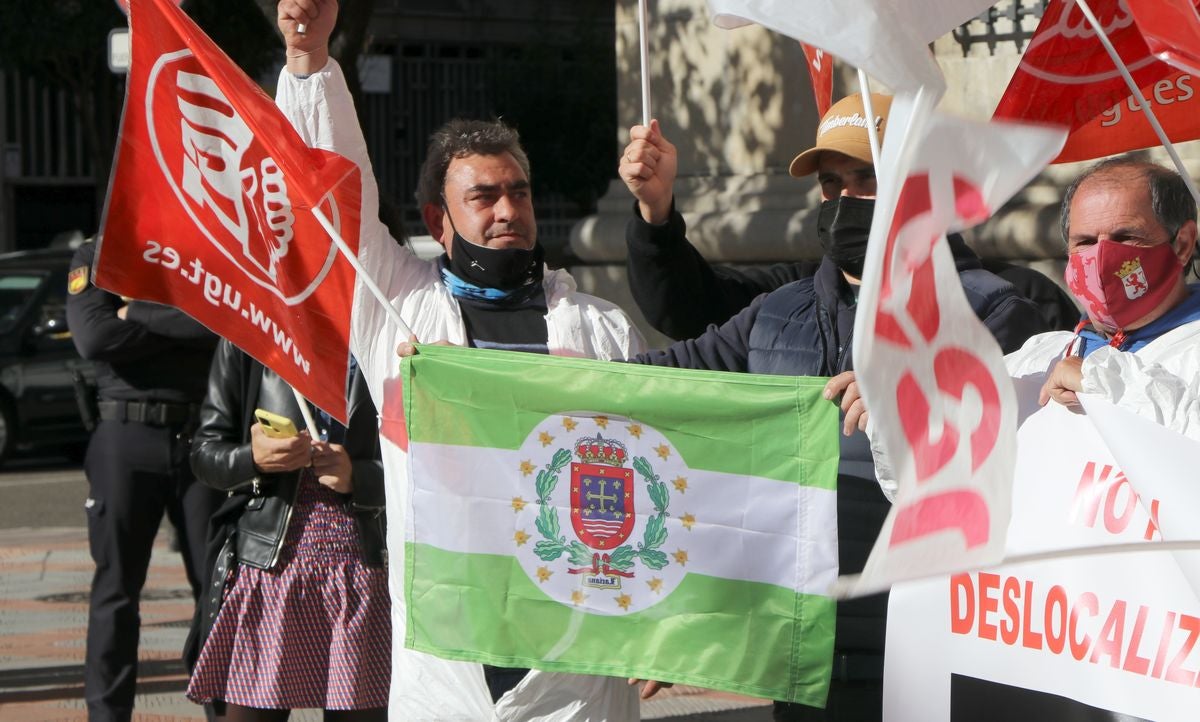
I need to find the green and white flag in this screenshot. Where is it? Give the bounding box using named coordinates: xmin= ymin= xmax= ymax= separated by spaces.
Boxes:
xmin=401 ymin=345 xmax=840 ymax=705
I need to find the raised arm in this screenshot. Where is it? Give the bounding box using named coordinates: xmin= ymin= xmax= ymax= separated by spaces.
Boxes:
xmin=278 ymin=0 xmax=332 ymax=74
xmin=625 ymin=204 xmax=815 ymax=340
xmin=619 ymin=121 xmax=813 ymax=340
xmin=275 ymin=0 xmax=439 ymax=403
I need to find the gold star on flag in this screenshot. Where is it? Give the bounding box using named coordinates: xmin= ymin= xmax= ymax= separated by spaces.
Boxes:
xmin=571 ymin=590 xmax=588 ymax=606
xmin=647 ymin=577 xmax=664 ymax=594
xmin=595 ymin=416 xmax=609 ymax=428
xmin=673 ymin=549 xmax=689 ymax=566
xmin=627 ymin=424 xmax=643 ymax=438
xmin=562 ymin=417 xmax=578 ymax=431
xmin=519 ymin=460 xmax=535 ymax=476
xmin=673 ymin=476 xmax=688 ymax=493
xmin=538 ymin=431 xmax=554 ymax=447
xmin=655 ymin=444 xmax=671 ymax=460
xmin=537 ymin=566 xmax=553 ymax=583
xmin=680 ymin=513 xmax=696 ymax=530
xmin=514 ymin=530 xmax=530 ymax=546
xmin=616 ymin=593 xmax=632 ymax=611
xmin=511 ymin=497 xmax=527 ymax=512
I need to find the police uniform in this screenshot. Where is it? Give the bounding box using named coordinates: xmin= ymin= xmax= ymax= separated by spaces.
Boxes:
xmin=66 ymin=241 xmax=221 ymax=722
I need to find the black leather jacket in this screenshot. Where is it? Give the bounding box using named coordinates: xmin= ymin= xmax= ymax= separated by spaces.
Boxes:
xmin=190 ymin=339 xmax=386 ymax=569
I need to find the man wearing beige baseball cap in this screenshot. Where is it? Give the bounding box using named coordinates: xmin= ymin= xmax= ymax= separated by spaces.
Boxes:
xmin=616 ymin=96 xmax=1053 ymax=721
xmin=619 ymin=93 xmax=1075 ymax=342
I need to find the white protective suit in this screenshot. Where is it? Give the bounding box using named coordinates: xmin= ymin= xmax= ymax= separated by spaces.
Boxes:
xmin=277 ymin=60 xmax=646 ymax=721
xmin=1004 ymin=319 xmax=1200 ymax=439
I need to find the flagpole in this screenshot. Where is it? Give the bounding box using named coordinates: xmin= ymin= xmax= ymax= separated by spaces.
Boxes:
xmin=856 ymin=69 xmax=882 ymax=166
xmin=309 ymin=206 xmax=415 ymax=341
xmin=290 ymin=385 xmax=320 ymax=436
xmin=638 ymin=0 xmax=652 ymax=125
xmin=1075 ymin=0 xmax=1200 ymax=206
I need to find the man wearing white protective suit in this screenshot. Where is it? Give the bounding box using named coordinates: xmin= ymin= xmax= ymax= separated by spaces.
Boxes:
xmin=847 ymin=156 xmax=1200 ymax=504
xmin=275 ymin=1 xmax=648 ymax=718
xmin=1008 ymin=156 xmax=1200 ymax=427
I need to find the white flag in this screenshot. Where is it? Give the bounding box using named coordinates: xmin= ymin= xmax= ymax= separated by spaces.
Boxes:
xmin=844 ymin=112 xmax=1067 ymax=596
xmin=705 ymin=0 xmax=998 ymax=93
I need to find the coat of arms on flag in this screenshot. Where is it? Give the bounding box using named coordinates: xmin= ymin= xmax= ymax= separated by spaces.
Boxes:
xmin=519 ymin=420 xmax=678 ymax=611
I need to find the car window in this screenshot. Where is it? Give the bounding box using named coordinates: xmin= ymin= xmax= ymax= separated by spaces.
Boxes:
xmin=0 ymin=273 xmax=47 ymax=335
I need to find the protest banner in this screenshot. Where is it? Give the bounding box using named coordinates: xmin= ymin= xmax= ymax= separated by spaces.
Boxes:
xmin=401 ymin=345 xmax=840 ymax=705
xmin=97 ymin=0 xmax=361 ymax=420
xmin=885 ymin=394 xmax=1200 ymax=721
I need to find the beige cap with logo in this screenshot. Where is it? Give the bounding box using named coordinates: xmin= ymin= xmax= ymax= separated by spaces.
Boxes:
xmin=788 ymin=93 xmax=892 ymax=178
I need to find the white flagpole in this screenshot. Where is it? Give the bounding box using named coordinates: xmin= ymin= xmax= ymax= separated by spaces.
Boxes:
xmin=1075 ymin=0 xmax=1200 ymax=206
xmin=857 ymin=69 xmax=882 ymax=167
xmin=309 ymin=206 xmax=415 ymax=341
xmin=290 ymin=385 xmax=320 ymax=436
xmin=638 ymin=0 xmax=652 ymax=125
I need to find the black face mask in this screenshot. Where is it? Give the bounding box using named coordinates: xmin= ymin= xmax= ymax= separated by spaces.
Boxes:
xmin=817 ymin=196 xmax=875 ymax=279
xmin=445 ymin=211 xmax=543 ymax=291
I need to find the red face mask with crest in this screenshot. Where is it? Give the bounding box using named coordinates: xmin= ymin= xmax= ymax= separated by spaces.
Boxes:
xmin=1064 ymin=238 xmax=1181 ymax=331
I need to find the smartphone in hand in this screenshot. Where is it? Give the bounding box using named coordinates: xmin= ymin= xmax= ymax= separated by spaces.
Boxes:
xmin=254 ymin=408 xmax=299 ymax=438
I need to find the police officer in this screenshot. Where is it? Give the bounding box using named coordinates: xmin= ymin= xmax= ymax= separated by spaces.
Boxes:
xmin=66 ymin=239 xmax=221 ymax=722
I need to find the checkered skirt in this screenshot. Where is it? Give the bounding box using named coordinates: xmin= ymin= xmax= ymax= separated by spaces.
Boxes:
xmin=187 ymin=471 xmax=390 ymax=710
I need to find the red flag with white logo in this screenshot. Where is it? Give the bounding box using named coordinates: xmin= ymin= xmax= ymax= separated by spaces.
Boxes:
xmin=845 ymin=111 xmax=1066 ymax=595
xmin=98 ymin=0 xmax=360 ymax=422
xmin=799 ymin=43 xmax=834 ymax=117
xmin=995 ymin=0 xmax=1200 ymax=164
xmin=1053 ymin=69 xmax=1200 ymax=163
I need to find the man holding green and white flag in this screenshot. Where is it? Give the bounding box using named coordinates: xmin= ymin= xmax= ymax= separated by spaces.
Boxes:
xmin=402 ymin=344 xmax=840 ymax=707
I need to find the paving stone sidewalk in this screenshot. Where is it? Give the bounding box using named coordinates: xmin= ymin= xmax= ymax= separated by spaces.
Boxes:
xmin=0 ymin=527 xmax=770 ymax=721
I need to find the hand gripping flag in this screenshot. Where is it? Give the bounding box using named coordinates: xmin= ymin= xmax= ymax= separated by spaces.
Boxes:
xmin=996 ymin=0 xmax=1200 ymax=164
xmin=845 ymin=112 xmax=1067 ymax=595
xmin=97 ymin=0 xmax=361 ymax=421
xmin=400 ymin=345 xmax=840 ymax=705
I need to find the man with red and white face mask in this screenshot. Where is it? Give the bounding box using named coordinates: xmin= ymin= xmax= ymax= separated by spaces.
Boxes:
xmin=1011 ymin=157 xmax=1200 ymax=437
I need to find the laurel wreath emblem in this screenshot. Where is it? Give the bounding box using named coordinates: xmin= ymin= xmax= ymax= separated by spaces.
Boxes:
xmin=532 ymin=448 xmax=671 ymax=571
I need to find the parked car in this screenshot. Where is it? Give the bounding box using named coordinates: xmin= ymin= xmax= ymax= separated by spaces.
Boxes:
xmin=0 ymin=249 xmax=94 ymax=464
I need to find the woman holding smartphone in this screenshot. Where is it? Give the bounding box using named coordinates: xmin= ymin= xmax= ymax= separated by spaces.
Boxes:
xmin=184 ymin=339 xmax=389 ymax=722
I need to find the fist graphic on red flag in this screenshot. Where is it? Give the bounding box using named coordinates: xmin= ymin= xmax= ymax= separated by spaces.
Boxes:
xmin=99 ymin=0 xmax=361 ymax=422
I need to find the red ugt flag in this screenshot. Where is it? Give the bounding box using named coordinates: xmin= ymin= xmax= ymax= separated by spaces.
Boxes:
xmin=98 ymin=0 xmax=361 ymax=422
xmin=995 ymin=0 xmax=1200 ymax=164
xmin=800 ymin=43 xmax=834 ymax=118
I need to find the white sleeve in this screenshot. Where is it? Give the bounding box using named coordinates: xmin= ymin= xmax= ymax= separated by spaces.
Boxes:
xmin=1081 ymin=343 xmax=1200 ymax=441
xmin=275 ymin=59 xmax=432 ymax=401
